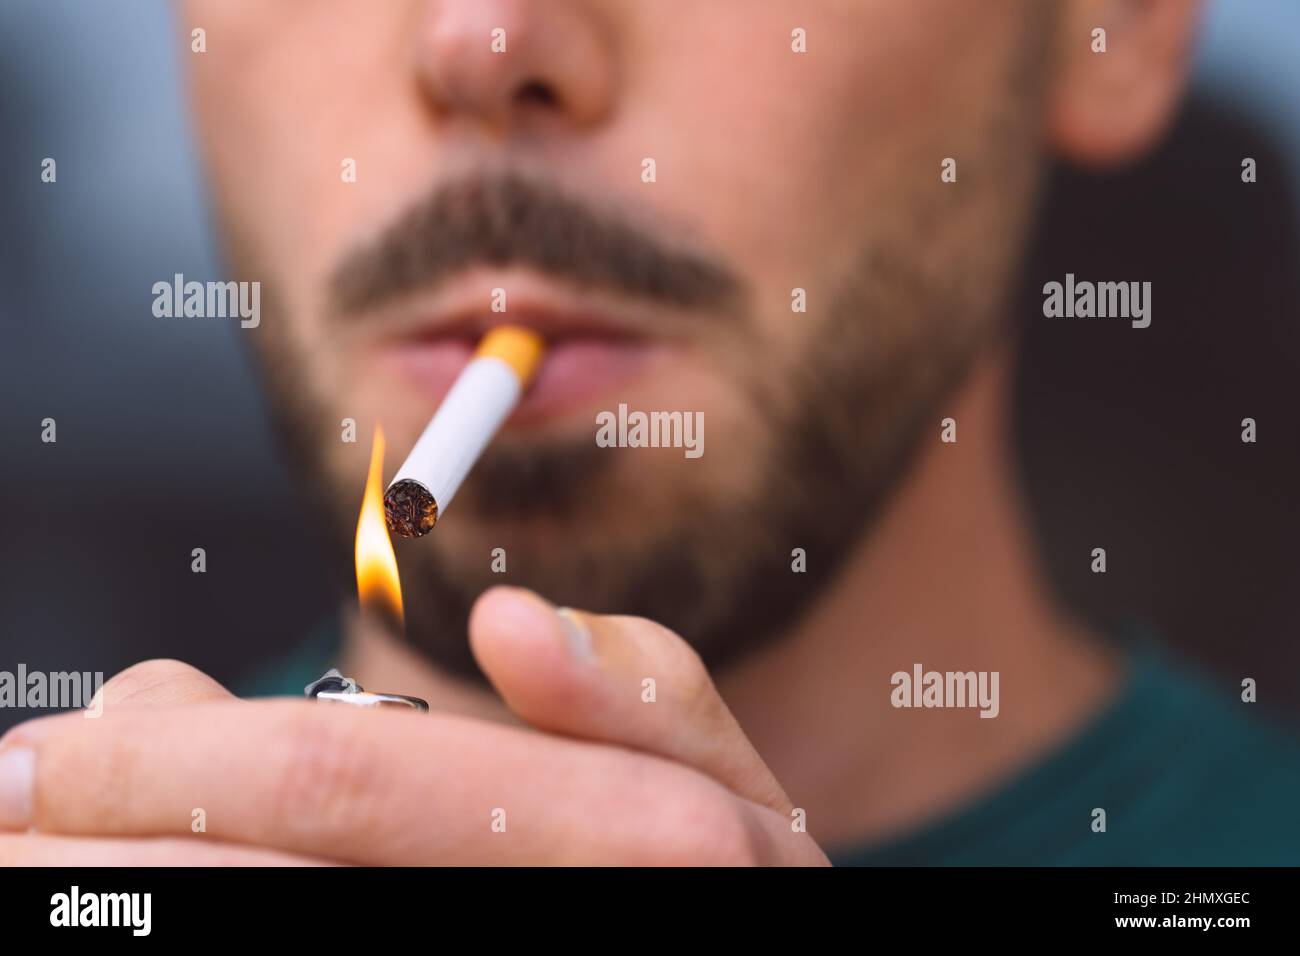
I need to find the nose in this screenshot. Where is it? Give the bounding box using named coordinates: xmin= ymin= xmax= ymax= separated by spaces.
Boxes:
xmin=415 ymin=0 xmax=616 ymax=133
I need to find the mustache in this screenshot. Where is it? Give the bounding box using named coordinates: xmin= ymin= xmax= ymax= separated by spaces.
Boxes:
xmin=328 ymin=170 xmax=744 ymax=319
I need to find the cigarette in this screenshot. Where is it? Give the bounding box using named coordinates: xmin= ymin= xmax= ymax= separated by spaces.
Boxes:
xmin=383 ymin=325 xmax=545 ymax=537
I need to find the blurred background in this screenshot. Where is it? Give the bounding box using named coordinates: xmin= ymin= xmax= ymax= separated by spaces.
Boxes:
xmin=1 ymin=1 xmax=1298 ymax=733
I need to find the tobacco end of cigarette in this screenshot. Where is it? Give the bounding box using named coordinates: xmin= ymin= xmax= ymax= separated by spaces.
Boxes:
xmin=383 ymin=479 xmax=439 ymax=537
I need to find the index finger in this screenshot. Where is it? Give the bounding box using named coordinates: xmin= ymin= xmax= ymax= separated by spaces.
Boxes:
xmin=0 ymin=699 xmax=804 ymax=865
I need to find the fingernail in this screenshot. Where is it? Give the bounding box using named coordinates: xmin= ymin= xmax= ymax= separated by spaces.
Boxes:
xmin=555 ymin=608 xmax=594 ymax=662
xmin=0 ymin=747 xmax=35 ymax=830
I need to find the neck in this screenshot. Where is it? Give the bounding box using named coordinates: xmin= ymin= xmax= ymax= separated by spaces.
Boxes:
xmin=344 ymin=349 xmax=1118 ymax=849
xmin=716 ymin=349 xmax=1118 ymax=847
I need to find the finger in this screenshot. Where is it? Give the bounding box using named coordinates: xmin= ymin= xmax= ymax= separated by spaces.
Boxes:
xmin=0 ymin=832 xmax=330 ymax=866
xmin=1 ymin=698 xmax=821 ymax=865
xmin=0 ymin=660 xmax=235 ymax=753
xmin=92 ymin=658 xmax=235 ymax=710
xmin=468 ymin=586 xmax=791 ymax=814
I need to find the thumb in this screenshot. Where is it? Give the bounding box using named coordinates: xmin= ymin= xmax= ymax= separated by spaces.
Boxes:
xmin=468 ymin=586 xmax=791 ymax=815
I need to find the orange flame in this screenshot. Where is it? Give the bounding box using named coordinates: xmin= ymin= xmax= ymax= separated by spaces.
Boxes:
xmin=355 ymin=426 xmax=403 ymax=629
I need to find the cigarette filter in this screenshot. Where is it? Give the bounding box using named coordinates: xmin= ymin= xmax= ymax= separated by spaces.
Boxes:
xmin=384 ymin=325 xmax=545 ymax=536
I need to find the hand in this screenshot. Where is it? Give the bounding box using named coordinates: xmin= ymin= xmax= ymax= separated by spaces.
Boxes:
xmin=0 ymin=587 xmax=828 ymax=865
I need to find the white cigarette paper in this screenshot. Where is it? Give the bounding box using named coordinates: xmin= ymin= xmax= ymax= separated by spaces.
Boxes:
xmin=384 ymin=325 xmax=544 ymax=536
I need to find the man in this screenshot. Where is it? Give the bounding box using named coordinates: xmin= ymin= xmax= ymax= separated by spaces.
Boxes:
xmin=1 ymin=0 xmax=1298 ymax=865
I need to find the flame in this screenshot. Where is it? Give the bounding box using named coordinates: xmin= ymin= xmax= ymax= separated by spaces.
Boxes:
xmin=355 ymin=426 xmax=404 ymax=629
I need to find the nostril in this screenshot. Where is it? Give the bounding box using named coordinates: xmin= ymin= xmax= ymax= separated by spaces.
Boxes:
xmin=515 ymin=80 xmax=558 ymax=108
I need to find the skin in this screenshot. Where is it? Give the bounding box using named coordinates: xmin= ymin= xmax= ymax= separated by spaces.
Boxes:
xmin=0 ymin=0 xmax=1199 ymax=863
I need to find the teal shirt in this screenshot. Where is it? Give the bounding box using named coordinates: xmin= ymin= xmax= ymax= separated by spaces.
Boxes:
xmin=242 ymin=632 xmax=1300 ymax=866
xmin=832 ymin=651 xmax=1300 ymax=865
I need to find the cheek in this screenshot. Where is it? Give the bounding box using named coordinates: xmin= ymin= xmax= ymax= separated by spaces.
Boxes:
xmin=188 ymin=4 xmax=425 ymax=333
xmin=618 ymin=0 xmax=1021 ymax=334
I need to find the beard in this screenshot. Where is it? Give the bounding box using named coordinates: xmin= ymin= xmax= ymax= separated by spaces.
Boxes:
xmin=241 ymin=36 xmax=1046 ymax=682
xmin=250 ymin=239 xmax=1015 ymax=682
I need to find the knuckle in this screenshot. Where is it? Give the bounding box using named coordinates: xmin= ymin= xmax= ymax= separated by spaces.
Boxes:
xmin=105 ymin=658 xmax=193 ymax=691
xmin=619 ymin=614 xmax=717 ymax=711
xmin=115 ymin=658 xmax=197 ymax=682
xmin=675 ymin=644 xmax=713 ymax=699
xmin=666 ymin=642 xmax=723 ymax=724
xmin=98 ymin=658 xmax=215 ymax=708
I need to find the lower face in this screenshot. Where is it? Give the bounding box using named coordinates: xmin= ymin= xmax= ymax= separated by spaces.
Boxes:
xmin=186 ymin=0 xmax=1048 ymax=675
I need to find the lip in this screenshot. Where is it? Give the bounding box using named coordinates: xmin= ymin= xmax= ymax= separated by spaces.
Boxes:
xmin=370 ymin=294 xmax=666 ymax=424
xmin=387 ymin=303 xmax=649 ymax=346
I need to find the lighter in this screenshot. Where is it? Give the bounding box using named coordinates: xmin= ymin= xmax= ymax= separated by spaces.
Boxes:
xmin=304 ymin=668 xmax=429 ymax=712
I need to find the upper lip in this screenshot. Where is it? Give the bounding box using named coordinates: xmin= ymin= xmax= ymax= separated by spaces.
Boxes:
xmin=370 ymin=274 xmax=655 ymax=347
xmin=401 ymin=307 xmax=646 ymax=345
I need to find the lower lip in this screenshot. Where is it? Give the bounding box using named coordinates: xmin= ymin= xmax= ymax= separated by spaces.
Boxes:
xmin=382 ymin=336 xmax=658 ymax=423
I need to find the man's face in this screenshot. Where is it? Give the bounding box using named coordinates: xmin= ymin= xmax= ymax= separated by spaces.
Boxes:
xmin=185 ymin=0 xmax=1047 ymax=675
